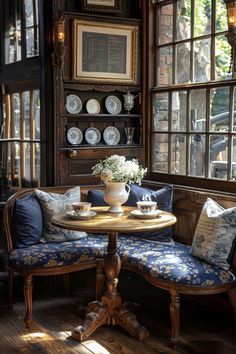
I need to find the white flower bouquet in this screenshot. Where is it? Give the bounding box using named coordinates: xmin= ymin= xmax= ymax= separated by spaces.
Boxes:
xmin=92 ymin=155 xmax=147 ymax=185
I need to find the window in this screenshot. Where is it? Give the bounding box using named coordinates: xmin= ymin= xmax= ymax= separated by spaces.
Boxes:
xmin=0 ymin=0 xmax=41 ymax=196
xmin=151 ymin=0 xmax=236 ymax=192
xmin=1 ymin=88 xmax=41 ymax=188
xmin=4 ymin=0 xmax=39 ymax=64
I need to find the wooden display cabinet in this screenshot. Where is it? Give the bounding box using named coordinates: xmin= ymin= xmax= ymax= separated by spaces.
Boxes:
xmin=54 ymin=2 xmax=147 ymax=185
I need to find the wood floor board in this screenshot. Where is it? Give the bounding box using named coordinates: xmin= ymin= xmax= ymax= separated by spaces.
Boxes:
xmin=0 ymin=276 xmax=236 ymax=354
xmin=17 ymin=302 xmax=94 ymax=354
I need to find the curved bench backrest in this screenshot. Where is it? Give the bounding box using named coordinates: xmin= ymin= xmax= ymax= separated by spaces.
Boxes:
xmin=173 ymin=191 xmax=236 ymax=273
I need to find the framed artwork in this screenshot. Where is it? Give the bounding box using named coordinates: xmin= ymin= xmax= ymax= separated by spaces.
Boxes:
xmin=72 ymin=20 xmax=138 ymax=84
xmin=82 ymin=0 xmax=121 ymax=13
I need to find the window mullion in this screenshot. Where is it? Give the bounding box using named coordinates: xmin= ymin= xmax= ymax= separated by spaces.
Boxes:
xmin=30 ymin=90 xmax=36 ymax=182
xmin=20 ymin=92 xmax=25 ymax=186
xmin=186 ymin=91 xmax=190 ymax=175
xmin=228 ymin=87 xmax=233 ymax=180
xmin=168 ymin=91 xmax=172 ymax=173
xmin=205 ymin=89 xmax=210 ymax=178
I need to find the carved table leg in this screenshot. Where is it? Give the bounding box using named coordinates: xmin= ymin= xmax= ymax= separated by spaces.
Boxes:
xmin=114 ymin=302 xmax=149 ymax=340
xmin=72 ymin=232 xmax=149 ymax=342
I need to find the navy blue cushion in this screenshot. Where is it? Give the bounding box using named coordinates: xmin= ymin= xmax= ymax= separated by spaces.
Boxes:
xmin=123 ymin=184 xmax=173 ymax=242
xmin=87 ymin=189 xmax=108 ymax=206
xmin=88 ymin=185 xmax=173 ymax=242
xmin=12 ymin=195 xmax=43 ymax=249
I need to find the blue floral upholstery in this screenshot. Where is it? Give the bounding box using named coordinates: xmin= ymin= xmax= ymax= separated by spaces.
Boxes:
xmin=8 ymin=234 xmax=108 ymax=269
xmin=117 ymin=236 xmax=235 ymax=286
xmin=8 ymin=232 xmax=235 ymax=287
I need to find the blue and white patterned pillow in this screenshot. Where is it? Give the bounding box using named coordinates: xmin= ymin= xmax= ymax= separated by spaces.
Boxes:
xmin=190 ymin=198 xmax=236 ymax=271
xmin=34 ymin=187 xmax=87 ymax=242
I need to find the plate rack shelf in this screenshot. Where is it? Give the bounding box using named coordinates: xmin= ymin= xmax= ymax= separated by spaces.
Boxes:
xmin=63 ymin=89 xmax=142 ymax=150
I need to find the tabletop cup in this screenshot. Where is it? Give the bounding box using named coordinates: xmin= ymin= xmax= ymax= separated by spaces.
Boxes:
xmin=136 ymin=201 xmax=157 ymax=214
xmin=72 ymin=202 xmax=91 ymax=214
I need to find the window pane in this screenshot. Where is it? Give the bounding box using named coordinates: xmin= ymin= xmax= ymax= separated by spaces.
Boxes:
xmin=190 ymin=89 xmax=206 ymax=131
xmin=210 ymin=134 xmax=228 ymax=180
xmin=11 ymin=142 xmax=20 ymax=186
xmin=215 ymin=0 xmax=227 ymax=32
xmin=4 ymin=0 xmax=22 ymax=63
xmin=34 ymin=90 xmax=40 ymax=139
xmin=215 ymin=35 xmax=231 ymax=81
xmin=176 ymin=0 xmax=191 ymax=41
xmin=159 ymin=4 xmax=173 ymax=45
xmin=210 ymin=87 xmax=230 ymax=131
xmin=153 ymin=93 xmax=169 ymax=131
xmin=23 ymin=91 xmax=30 ymax=139
xmin=189 ymin=134 xmax=205 ymax=176
xmin=13 ymin=93 xmax=21 ymax=138
xmin=26 ymin=27 xmax=39 ymax=57
xmin=35 ymin=142 xmax=41 ymax=186
xmin=172 ymin=91 xmax=187 ymax=131
xmin=24 ymin=142 xmax=31 ymax=186
xmin=24 ymin=0 xmax=34 ymax=26
xmin=24 ymin=0 xmax=39 ymax=57
xmin=176 ymin=42 xmax=190 ymax=84
xmin=171 ymin=134 xmax=186 ymax=174
xmin=194 ymin=38 xmax=211 ymax=83
xmin=158 ymin=46 xmax=173 ymax=86
xmin=194 ymin=0 xmax=211 ymax=37
xmin=152 ymin=133 xmax=169 ymax=173
xmin=171 ymin=92 xmax=180 ymax=131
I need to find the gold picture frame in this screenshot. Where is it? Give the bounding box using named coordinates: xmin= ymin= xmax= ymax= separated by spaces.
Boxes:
xmin=82 ymin=0 xmax=121 ymax=13
xmin=72 ymin=20 xmax=138 ymax=84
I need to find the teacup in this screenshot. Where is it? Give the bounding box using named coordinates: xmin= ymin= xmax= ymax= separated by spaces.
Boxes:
xmin=72 ymin=202 xmax=91 ymax=214
xmin=136 ymin=201 xmax=157 ymax=214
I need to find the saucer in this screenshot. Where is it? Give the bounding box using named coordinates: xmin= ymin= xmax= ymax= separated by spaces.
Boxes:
xmin=66 ymin=210 xmax=97 ymax=220
xmin=130 ymin=209 xmax=161 ymax=219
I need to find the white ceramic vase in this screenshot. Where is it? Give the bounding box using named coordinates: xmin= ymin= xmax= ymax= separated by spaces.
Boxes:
xmin=104 ymin=182 xmax=131 ymax=213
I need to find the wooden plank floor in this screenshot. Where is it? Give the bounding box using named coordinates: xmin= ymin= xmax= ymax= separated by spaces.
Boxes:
xmin=0 ymin=270 xmax=235 ymax=354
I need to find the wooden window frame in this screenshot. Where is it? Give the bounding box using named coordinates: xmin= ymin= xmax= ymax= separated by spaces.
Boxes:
xmin=149 ymin=0 xmax=236 ymax=194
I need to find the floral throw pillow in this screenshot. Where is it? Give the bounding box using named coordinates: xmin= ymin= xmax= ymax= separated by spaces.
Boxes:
xmin=190 ymin=198 xmax=236 ymax=271
xmin=34 ymin=187 xmax=87 ymax=242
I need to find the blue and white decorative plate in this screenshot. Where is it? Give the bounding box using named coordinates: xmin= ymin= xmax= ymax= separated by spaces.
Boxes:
xmin=103 ymin=126 xmax=120 ymax=145
xmin=105 ymin=95 xmax=122 ymax=115
xmin=66 ymin=94 xmax=82 ymax=114
xmin=67 ymin=127 xmax=83 ymax=145
xmin=85 ymin=127 xmax=101 ymax=145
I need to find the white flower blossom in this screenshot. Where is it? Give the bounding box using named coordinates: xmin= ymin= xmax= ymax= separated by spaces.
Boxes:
xmin=92 ymin=155 xmax=147 ymax=184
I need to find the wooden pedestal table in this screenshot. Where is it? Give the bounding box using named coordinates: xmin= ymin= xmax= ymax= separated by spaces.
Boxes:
xmin=51 ymin=207 xmax=176 ymax=342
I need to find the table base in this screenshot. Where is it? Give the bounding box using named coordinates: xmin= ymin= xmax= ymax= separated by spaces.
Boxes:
xmin=71 ymin=297 xmax=149 ymax=342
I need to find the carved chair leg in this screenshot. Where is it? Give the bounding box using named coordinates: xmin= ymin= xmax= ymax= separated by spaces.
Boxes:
xmin=95 ymin=259 xmax=105 ymax=300
xmin=228 ymin=287 xmax=236 ymax=329
xmin=63 ymin=274 xmax=70 ymax=296
xmin=8 ymin=269 xmax=13 ymax=311
xmin=169 ymin=290 xmax=181 ymax=348
xmin=24 ymin=274 xmax=33 ymax=329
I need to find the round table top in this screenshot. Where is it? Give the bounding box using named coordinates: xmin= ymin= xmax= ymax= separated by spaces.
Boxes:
xmin=51 ymin=206 xmax=177 ymax=234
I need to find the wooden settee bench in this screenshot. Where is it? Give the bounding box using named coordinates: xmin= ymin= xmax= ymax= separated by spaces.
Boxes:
xmin=3 ymin=184 xmax=236 ymax=347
